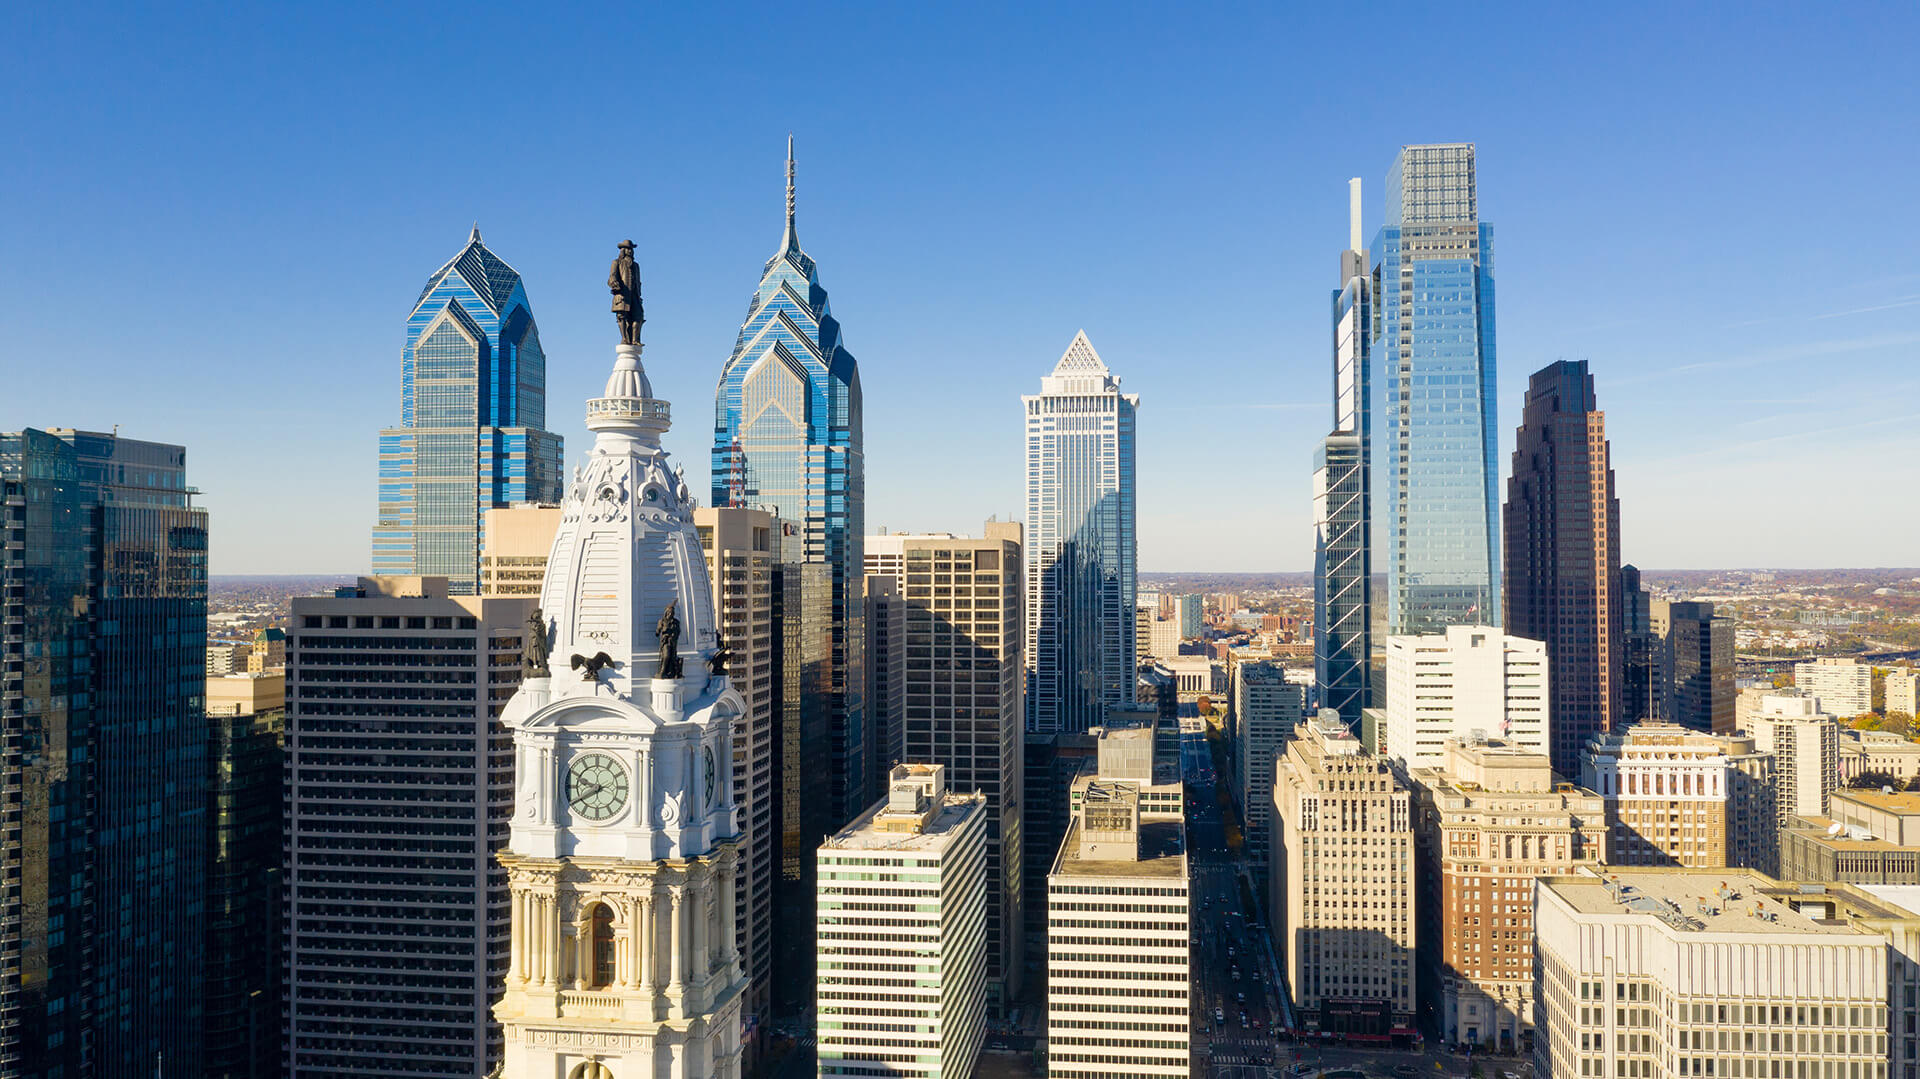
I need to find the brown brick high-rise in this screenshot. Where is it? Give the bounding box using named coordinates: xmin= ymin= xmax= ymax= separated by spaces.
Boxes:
xmin=1503 ymin=360 xmax=1621 ymax=778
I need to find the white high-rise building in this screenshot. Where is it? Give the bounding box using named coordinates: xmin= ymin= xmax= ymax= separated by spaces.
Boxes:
xmin=1748 ymin=690 xmax=1839 ymax=820
xmin=816 ymin=764 xmax=989 ymax=1079
xmin=1046 ymin=776 xmax=1190 ymax=1079
xmin=493 ymin=328 xmax=750 ymax=1078
xmin=1533 ymin=867 xmax=1889 ymax=1079
xmin=1383 ymin=626 xmax=1547 ymax=767
xmin=1795 ymin=656 xmax=1873 ymax=717
xmin=1889 ymin=667 xmax=1920 ymax=718
xmin=1024 ymin=331 xmax=1139 ymax=734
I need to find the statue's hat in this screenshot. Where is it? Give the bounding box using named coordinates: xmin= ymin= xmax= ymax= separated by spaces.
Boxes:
xmin=618 ymin=239 xmax=636 ymax=250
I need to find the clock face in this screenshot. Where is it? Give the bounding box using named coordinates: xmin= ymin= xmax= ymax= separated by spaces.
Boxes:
xmin=567 ymin=752 xmax=629 ymax=822
xmin=703 ymin=746 xmax=717 ymax=806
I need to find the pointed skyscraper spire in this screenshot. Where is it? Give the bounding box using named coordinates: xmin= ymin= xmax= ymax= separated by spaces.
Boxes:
xmin=782 ymin=133 xmax=799 ymax=253
xmin=469 ymin=222 xmax=482 ymax=245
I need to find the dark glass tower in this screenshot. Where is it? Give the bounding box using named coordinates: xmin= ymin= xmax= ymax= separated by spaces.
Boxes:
xmin=0 ymin=427 xmax=209 ymax=1078
xmin=373 ymin=228 xmax=564 ymax=594
xmin=1315 ymin=178 xmax=1374 ymax=727
xmin=1503 ymin=360 xmax=1621 ymax=778
xmin=1370 ymin=144 xmax=1500 ymax=635
xmin=711 ymin=140 xmax=867 ymax=827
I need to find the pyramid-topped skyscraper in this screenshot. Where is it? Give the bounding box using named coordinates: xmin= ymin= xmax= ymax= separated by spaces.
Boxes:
xmin=710 ymin=138 xmax=868 ymax=829
xmin=1023 ymin=330 xmax=1139 ymax=734
xmin=373 ymin=227 xmax=564 ymax=593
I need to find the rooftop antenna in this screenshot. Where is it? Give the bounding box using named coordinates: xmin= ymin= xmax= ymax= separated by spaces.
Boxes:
xmin=1348 ymin=178 xmax=1363 ymax=253
xmin=782 ymin=133 xmax=799 ymax=251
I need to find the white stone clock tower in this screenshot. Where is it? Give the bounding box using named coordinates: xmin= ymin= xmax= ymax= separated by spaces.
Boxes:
xmin=495 ymin=272 xmax=749 ymax=1079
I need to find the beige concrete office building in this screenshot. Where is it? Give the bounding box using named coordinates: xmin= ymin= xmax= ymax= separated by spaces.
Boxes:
xmin=478 ymin=502 xmax=562 ymax=596
xmin=1409 ymin=738 xmax=1605 ymax=1051
xmin=865 ymin=525 xmax=1026 ymax=1004
xmin=1383 ymin=626 xmax=1549 ymax=768
xmin=1582 ymin=724 xmax=1734 ymax=868
xmin=1272 ymin=713 xmax=1416 ymax=1034
xmin=694 ymin=505 xmax=779 ymax=1042
xmin=1533 ymin=867 xmax=1889 ymax=1079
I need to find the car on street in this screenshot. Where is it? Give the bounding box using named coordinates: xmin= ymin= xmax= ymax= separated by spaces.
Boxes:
xmin=1394 ymin=1067 xmax=1419 ymax=1078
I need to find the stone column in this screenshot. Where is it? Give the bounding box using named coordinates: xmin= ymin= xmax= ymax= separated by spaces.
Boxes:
xmin=639 ymin=890 xmax=657 ymax=990
xmin=718 ymin=864 xmax=738 ymax=973
xmin=529 ymin=894 xmax=544 ymax=985
xmin=542 ymin=894 xmax=560 ymax=987
xmin=509 ymin=889 xmax=525 ymax=983
xmin=666 ymin=883 xmax=685 ymax=1000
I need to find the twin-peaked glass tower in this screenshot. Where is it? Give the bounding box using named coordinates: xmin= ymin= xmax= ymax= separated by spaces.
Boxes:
xmin=373 ymin=227 xmax=564 ymax=593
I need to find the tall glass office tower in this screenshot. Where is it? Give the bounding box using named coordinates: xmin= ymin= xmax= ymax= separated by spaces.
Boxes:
xmin=1315 ymin=178 xmax=1374 ymax=727
xmin=1 ymin=427 xmax=209 ymax=1077
xmin=372 ymin=227 xmax=563 ymax=594
xmin=1370 ymin=143 xmax=1500 ymax=635
xmin=711 ymin=140 xmax=867 ymax=827
xmin=1023 ymin=331 xmax=1139 ymax=735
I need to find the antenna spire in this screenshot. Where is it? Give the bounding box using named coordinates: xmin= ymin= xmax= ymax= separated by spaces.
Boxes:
xmin=782 ymin=133 xmax=799 ymax=252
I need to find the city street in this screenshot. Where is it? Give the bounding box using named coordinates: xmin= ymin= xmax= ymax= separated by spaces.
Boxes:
xmin=1181 ymin=718 xmax=1288 ymax=1071
xmin=1181 ymin=717 xmax=1533 ymax=1079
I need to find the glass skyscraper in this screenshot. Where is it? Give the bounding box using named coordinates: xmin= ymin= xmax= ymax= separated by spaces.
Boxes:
xmin=1 ymin=427 xmax=209 ymax=1078
xmin=372 ymin=227 xmax=563 ymax=594
xmin=1315 ymin=178 xmax=1374 ymax=728
xmin=711 ymin=141 xmax=867 ymax=828
xmin=1370 ymin=143 xmax=1500 ymax=635
xmin=1023 ymin=331 xmax=1138 ymax=735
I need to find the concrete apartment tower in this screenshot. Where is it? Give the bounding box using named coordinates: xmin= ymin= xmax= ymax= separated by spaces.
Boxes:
xmin=1793 ymin=656 xmax=1873 ymax=717
xmin=1271 ymin=712 xmax=1417 ymax=1037
xmin=493 ymin=279 xmax=750 ymax=1078
xmin=1503 ymin=359 xmax=1621 ymax=778
xmin=284 ymin=575 xmax=534 ymax=1076
xmin=816 ymin=765 xmax=989 ymax=1079
xmin=865 ymin=525 xmax=1026 ymax=1005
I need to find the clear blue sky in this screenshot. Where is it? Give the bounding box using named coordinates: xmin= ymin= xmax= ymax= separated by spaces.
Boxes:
xmin=6 ymin=4 xmax=1917 ymax=574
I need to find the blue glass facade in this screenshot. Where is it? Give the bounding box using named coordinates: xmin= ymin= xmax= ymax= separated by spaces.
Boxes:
xmin=0 ymin=428 xmax=209 ymax=1078
xmin=1315 ymin=206 xmax=1375 ymax=727
xmin=373 ymin=228 xmax=563 ymax=593
xmin=1370 ymin=144 xmax=1500 ymax=635
xmin=1022 ymin=332 xmax=1138 ymax=735
xmin=711 ymin=148 xmax=867 ymax=828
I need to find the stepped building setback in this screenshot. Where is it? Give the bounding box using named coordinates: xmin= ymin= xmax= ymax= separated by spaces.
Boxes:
xmin=711 ymin=138 xmax=868 ymax=827
xmin=373 ymin=229 xmax=563 ymax=594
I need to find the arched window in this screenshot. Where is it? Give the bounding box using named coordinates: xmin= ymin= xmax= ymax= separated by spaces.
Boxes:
xmin=589 ymin=904 xmax=616 ymax=989
xmin=570 ymin=1062 xmax=614 ymax=1079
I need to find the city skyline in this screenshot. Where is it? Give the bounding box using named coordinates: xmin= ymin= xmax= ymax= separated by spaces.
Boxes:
xmin=7 ymin=8 xmax=1919 ymax=578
